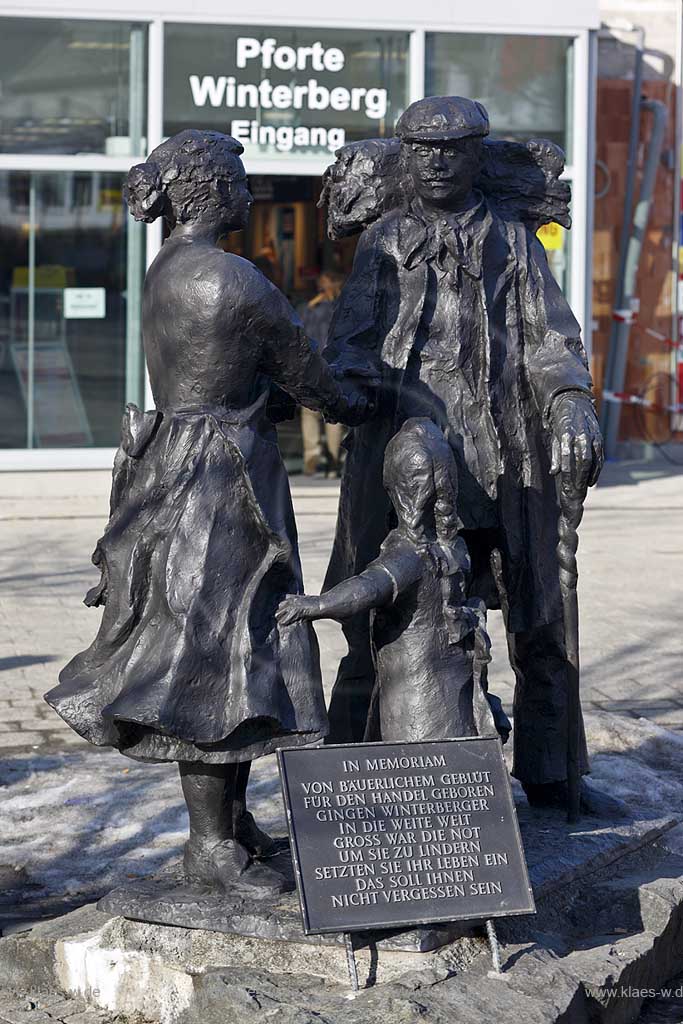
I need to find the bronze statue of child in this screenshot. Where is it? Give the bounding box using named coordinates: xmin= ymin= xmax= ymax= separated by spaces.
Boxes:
xmin=278 ymin=417 xmax=509 ymax=743
xmin=45 ymin=130 xmax=372 ymax=897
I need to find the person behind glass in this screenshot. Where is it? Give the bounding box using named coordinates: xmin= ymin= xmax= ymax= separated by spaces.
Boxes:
xmin=298 ymin=270 xmax=346 ymax=476
xmin=45 ymin=130 xmax=370 ymax=897
xmin=278 ymin=418 xmax=508 ymax=743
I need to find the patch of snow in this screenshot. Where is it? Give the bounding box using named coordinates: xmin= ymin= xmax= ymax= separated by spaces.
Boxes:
xmin=0 ymin=748 xmax=284 ymax=904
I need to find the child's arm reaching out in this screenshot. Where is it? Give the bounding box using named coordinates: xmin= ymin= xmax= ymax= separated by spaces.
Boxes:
xmin=276 ymin=540 xmax=422 ymax=627
xmin=277 ymin=566 xmax=395 ymax=626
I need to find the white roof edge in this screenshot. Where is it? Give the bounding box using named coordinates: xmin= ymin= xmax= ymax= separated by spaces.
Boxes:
xmin=0 ymin=0 xmax=601 ymax=32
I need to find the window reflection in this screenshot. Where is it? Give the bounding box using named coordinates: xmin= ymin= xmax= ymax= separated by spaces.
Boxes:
xmin=426 ymin=34 xmax=573 ymax=156
xmin=0 ymin=171 xmax=144 ymax=448
xmin=0 ymin=19 xmax=148 ymax=155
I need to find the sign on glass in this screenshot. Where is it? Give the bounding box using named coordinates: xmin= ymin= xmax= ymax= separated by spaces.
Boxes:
xmin=164 ymin=24 xmax=409 ymax=158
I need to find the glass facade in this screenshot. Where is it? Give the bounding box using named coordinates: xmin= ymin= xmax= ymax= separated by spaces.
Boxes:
xmin=164 ymin=24 xmax=409 ymax=160
xmin=427 ymin=32 xmax=575 ymax=295
xmin=426 ymin=33 xmax=573 ymax=158
xmin=0 ymin=18 xmax=148 ymax=155
xmin=0 ymin=15 xmax=586 ymax=459
xmin=0 ymin=171 xmax=145 ymax=448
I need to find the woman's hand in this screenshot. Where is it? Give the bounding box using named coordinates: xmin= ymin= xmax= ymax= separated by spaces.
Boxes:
xmin=276 ymin=595 xmax=322 ymax=627
xmin=330 ymin=375 xmax=380 ymax=427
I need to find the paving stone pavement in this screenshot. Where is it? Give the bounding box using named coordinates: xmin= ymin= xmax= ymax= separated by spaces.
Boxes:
xmin=0 ymin=458 xmax=682 ymax=756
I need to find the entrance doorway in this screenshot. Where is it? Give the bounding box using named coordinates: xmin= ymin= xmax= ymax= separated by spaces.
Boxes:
xmin=229 ymin=173 xmax=358 ymax=470
xmin=0 ymin=170 xmax=145 ymax=450
xmin=226 ymin=174 xmax=356 ymax=302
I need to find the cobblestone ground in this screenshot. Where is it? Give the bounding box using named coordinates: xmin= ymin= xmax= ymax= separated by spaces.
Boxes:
xmin=0 ymin=459 xmax=681 ymax=752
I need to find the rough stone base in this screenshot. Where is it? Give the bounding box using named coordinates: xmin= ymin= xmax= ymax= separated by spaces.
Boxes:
xmin=99 ymin=868 xmax=481 ymax=955
xmin=97 ymin=811 xmax=677 ymax=953
xmin=2 ymin=818 xmax=683 ymax=1023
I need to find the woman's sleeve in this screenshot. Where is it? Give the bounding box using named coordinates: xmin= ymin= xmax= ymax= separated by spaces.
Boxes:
xmin=253 ymin=277 xmax=345 ymax=421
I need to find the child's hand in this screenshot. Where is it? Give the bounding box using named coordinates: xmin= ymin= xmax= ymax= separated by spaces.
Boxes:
xmin=276 ymin=595 xmax=321 ymax=627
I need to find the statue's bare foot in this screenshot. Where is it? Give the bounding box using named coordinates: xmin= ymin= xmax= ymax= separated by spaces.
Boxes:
xmin=183 ymin=837 xmax=293 ymax=896
xmin=235 ymin=811 xmax=290 ymax=859
xmin=523 ymin=780 xmax=629 ymax=819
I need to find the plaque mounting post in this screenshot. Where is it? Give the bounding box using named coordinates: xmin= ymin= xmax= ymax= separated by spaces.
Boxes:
xmin=485 ymin=918 xmax=502 ymax=974
xmin=344 ymin=932 xmax=360 ymax=992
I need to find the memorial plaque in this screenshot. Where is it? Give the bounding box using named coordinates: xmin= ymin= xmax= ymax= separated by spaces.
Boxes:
xmin=278 ymin=737 xmax=535 ymax=935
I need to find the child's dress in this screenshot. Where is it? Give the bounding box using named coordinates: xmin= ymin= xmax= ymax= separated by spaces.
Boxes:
xmin=317 ymin=528 xmax=498 ymax=742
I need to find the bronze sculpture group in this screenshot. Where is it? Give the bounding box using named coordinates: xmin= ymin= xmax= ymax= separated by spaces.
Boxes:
xmin=46 ymin=95 xmax=614 ymax=899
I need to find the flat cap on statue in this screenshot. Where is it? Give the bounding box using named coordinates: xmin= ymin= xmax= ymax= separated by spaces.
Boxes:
xmin=396 ymin=96 xmax=490 ymax=143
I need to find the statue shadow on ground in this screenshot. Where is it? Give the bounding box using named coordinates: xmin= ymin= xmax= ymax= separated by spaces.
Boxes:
xmin=499 ymin=852 xmax=683 ymax=966
xmin=0 ymin=655 xmax=58 ymax=672
xmin=0 ymin=539 xmax=100 ymax=590
xmin=0 ymin=749 xmax=283 ymax=930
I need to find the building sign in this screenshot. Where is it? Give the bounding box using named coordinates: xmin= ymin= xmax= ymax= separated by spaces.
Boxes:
xmin=164 ymin=24 xmax=409 ymax=158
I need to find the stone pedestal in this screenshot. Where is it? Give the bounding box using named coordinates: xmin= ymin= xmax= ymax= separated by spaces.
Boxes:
xmin=97 ymin=806 xmax=677 ymax=950
xmin=1 ymin=811 xmax=681 ymax=1023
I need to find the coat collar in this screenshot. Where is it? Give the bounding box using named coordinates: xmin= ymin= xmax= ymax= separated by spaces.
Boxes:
xmin=401 ymin=192 xmax=491 ymax=278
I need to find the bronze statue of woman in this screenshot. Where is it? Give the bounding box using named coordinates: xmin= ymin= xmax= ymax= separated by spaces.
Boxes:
xmin=45 ymin=130 xmax=369 ymax=896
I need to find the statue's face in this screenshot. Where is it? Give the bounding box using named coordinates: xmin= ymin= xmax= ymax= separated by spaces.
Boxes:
xmin=403 ymin=137 xmax=482 ymax=210
xmin=213 ymin=161 xmax=253 ymax=234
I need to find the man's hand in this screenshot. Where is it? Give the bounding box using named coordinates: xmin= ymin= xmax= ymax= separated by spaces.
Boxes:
xmin=550 ymin=392 xmax=604 ymax=491
xmin=276 ymin=595 xmax=322 ymax=627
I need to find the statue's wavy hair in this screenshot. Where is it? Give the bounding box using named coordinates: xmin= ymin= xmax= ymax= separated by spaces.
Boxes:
xmin=125 ymin=129 xmax=245 ymax=228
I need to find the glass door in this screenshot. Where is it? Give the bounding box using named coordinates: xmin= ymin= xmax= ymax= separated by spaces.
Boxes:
xmin=0 ymin=170 xmax=145 ymax=449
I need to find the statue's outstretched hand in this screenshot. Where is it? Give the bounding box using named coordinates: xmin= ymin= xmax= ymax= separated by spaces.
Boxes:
xmin=276 ymin=595 xmax=322 ymax=627
xmin=550 ymin=392 xmax=604 ymax=492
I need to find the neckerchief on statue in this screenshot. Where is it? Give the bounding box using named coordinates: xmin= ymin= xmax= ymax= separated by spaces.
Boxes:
xmin=403 ymin=191 xmax=490 ymax=277
xmin=399 ymin=191 xmax=503 ymax=504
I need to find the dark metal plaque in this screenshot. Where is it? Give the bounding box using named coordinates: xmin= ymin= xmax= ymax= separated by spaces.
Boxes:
xmin=278 ymin=737 xmax=535 ymax=935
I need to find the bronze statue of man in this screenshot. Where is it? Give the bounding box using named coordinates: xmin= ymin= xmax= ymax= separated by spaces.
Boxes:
xmin=324 ymin=95 xmax=608 ymax=812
